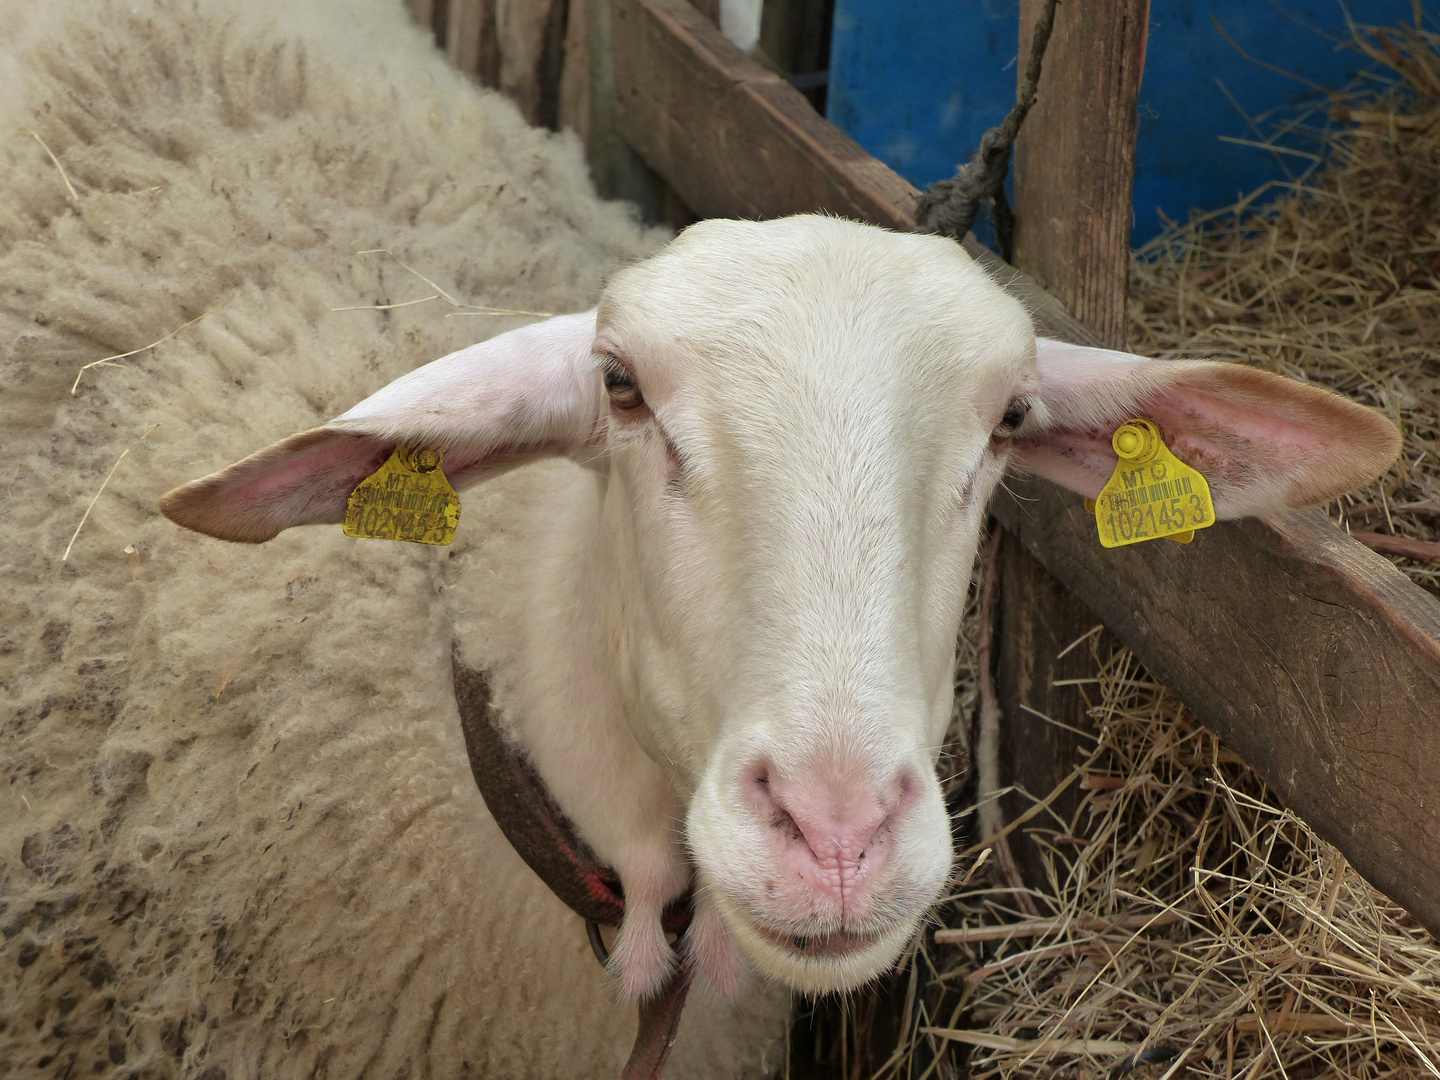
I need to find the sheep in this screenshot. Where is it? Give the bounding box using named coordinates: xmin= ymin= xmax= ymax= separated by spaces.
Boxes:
xmin=162 ymin=210 xmax=1399 ymax=1009
xmin=0 ymin=0 xmax=1398 ymax=1077
xmin=0 ymin=0 xmax=787 ymax=1076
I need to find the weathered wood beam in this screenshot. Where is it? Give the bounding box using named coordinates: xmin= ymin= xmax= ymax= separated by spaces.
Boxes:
xmin=613 ymin=0 xmax=915 ymax=230
xmin=405 ymin=0 xmax=436 ymax=37
xmin=558 ymin=0 xmax=591 ymax=137
xmin=443 ymin=0 xmax=499 ymax=87
xmin=608 ymin=0 xmax=1440 ymax=935
xmin=991 ymin=481 xmax=1440 ymax=931
xmin=1013 ymin=0 xmax=1149 ymax=347
xmin=612 ymin=0 xmax=1096 ymax=344
xmin=997 ymin=0 xmax=1150 ymax=891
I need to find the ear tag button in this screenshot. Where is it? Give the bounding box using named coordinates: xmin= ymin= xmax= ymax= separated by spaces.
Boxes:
xmin=1089 ymin=418 xmax=1215 ymax=549
xmin=343 ymin=445 xmax=460 ymax=546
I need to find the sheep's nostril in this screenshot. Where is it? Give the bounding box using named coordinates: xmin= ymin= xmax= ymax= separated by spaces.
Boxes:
xmin=769 ymin=808 xmax=802 ymax=841
xmin=747 ymin=762 xmax=777 ymax=807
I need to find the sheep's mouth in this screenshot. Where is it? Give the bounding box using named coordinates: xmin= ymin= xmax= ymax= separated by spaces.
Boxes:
xmin=715 ymin=892 xmax=918 ymax=991
xmin=751 ymin=922 xmax=884 ymax=960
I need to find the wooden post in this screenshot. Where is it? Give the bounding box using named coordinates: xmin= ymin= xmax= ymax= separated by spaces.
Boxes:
xmin=1012 ymin=0 xmax=1149 ymax=348
xmin=559 ymin=0 xmax=592 ymax=137
xmin=498 ymin=0 xmax=570 ymax=128
xmin=993 ymin=535 xmax=1116 ymax=890
xmin=994 ymin=0 xmax=1150 ymax=890
xmin=612 ymin=0 xmax=917 ymax=228
xmin=444 ymin=0 xmax=499 ymax=87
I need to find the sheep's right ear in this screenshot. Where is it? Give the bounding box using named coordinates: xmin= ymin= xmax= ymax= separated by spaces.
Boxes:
xmin=160 ymin=311 xmax=602 ymax=543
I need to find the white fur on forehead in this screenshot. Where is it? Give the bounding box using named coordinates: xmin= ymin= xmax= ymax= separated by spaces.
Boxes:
xmin=593 ymin=218 xmax=1030 ymax=747
xmin=600 ymin=216 xmax=1037 ymax=428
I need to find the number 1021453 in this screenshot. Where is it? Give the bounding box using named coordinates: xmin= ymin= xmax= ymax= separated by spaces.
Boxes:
xmin=1091 ymin=419 xmax=1216 ymax=549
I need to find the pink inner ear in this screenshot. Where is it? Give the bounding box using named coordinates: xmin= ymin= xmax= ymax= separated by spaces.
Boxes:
xmin=1012 ymin=431 xmax=1117 ymax=499
xmin=1015 ymin=390 xmax=1335 ymax=511
xmin=1018 ymin=345 xmax=1400 ymax=517
xmin=162 ymin=429 xmax=560 ymax=544
xmin=1158 ymin=387 xmax=1333 ymax=480
xmin=233 ymin=437 xmax=392 ymax=509
xmin=232 ymin=436 xmax=523 ymax=520
xmin=162 ymin=311 xmax=606 ymax=545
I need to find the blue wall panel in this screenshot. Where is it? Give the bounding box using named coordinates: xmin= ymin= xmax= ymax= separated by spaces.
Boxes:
xmin=827 ymin=1 xmax=1416 ymax=245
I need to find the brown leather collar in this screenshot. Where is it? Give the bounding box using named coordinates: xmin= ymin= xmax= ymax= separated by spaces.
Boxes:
xmin=452 ymin=650 xmax=694 ymax=1080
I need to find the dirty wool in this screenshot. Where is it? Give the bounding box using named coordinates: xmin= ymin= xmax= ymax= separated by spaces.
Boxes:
xmin=0 ymin=0 xmax=786 ymax=1076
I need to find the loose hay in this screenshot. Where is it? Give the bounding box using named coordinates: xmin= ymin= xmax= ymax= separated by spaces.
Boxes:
xmin=1128 ymin=16 xmax=1440 ymax=592
xmin=920 ymin=642 xmax=1440 ymax=1080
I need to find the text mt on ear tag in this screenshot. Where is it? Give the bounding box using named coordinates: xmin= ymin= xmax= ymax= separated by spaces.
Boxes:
xmin=1091 ymin=418 xmax=1215 ymax=549
xmin=344 ymin=445 xmax=460 ymax=546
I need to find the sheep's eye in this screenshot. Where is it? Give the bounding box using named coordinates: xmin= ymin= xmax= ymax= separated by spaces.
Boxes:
xmin=994 ymin=398 xmax=1030 ymax=438
xmin=603 ymin=364 xmax=644 ymax=410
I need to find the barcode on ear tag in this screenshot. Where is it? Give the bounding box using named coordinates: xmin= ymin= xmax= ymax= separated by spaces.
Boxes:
xmin=1094 ymin=419 xmax=1215 ymax=549
xmin=343 ymin=445 xmax=460 ymax=546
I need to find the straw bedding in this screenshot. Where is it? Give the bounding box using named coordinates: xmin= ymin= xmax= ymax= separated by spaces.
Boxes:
xmin=917 ymin=640 xmax=1440 ymax=1080
xmin=1128 ymin=19 xmax=1440 ymax=594
xmin=0 ymin=1 xmax=788 ymax=1076
xmin=848 ymin=16 xmax=1440 ymax=1080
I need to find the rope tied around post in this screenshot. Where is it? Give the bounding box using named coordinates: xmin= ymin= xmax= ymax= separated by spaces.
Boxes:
xmin=915 ymin=0 xmax=1061 ymax=260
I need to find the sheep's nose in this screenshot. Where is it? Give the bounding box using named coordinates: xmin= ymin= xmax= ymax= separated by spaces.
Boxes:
xmin=748 ymin=760 xmax=916 ymax=909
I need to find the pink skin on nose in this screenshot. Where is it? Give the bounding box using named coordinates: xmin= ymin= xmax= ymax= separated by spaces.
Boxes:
xmin=749 ymin=762 xmax=914 ymax=922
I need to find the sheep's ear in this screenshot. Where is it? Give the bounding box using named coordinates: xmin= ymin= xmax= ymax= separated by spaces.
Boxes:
xmin=161 ymin=311 xmax=601 ymax=543
xmin=1012 ymin=338 xmax=1400 ymax=519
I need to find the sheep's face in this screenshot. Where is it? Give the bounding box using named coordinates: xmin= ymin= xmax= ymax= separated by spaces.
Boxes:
xmin=162 ymin=213 xmax=1397 ymax=996
xmin=592 ymin=217 xmax=1037 ymax=991
xmin=157 ymin=214 xmax=1037 ymax=995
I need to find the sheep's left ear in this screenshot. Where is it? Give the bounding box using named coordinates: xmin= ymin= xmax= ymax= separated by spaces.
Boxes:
xmin=161 ymin=311 xmax=602 ymax=543
xmin=1012 ymin=338 xmax=1401 ymax=519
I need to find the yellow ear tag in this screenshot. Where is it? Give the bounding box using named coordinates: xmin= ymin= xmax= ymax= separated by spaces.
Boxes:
xmin=1088 ymin=418 xmax=1215 ymax=549
xmin=343 ymin=445 xmax=460 ymax=546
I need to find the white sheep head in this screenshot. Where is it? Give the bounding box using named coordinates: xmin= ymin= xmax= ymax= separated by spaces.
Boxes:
xmin=161 ymin=215 xmax=1398 ymax=996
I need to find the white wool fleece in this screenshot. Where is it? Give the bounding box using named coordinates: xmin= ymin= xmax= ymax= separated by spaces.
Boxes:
xmin=0 ymin=0 xmax=786 ymax=1077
